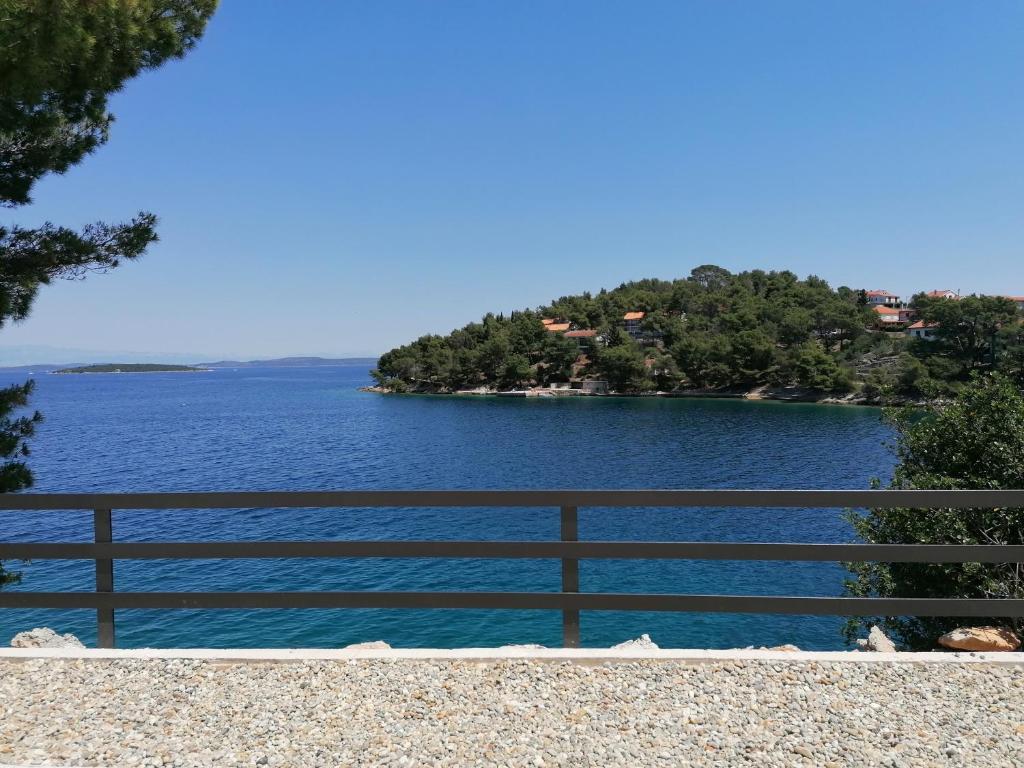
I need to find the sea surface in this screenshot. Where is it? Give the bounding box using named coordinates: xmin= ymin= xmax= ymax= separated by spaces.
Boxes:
xmin=0 ymin=365 xmax=896 ymax=649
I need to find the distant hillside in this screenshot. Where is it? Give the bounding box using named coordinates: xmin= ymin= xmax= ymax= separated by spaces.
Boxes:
xmin=53 ymin=364 xmax=208 ymax=374
xmin=198 ymin=356 xmax=377 ymax=368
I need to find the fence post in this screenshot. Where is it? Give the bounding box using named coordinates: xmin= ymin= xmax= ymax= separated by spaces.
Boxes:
xmin=94 ymin=509 xmax=115 ymax=648
xmin=560 ymin=505 xmax=580 ymax=648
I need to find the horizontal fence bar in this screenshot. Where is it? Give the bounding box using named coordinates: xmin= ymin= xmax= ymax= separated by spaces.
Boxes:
xmin=1 ymin=489 xmax=1024 ymax=510
xmin=2 ymin=591 xmax=1024 ymax=617
xmin=2 ymin=540 xmax=1024 ymax=563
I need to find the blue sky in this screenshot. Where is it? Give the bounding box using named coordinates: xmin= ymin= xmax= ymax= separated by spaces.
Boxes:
xmin=3 ymin=1 xmax=1023 ymax=363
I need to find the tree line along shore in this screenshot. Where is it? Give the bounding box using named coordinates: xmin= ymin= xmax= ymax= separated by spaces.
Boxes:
xmin=369 ymin=265 xmax=1024 ymax=404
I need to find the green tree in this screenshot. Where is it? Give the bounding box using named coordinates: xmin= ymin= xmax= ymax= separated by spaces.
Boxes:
xmin=670 ymin=331 xmax=733 ymax=388
xmin=592 ymin=343 xmax=649 ymax=392
xmin=728 ymin=329 xmax=776 ymax=384
xmin=784 ymin=342 xmax=846 ymax=391
xmin=498 ymin=353 xmax=532 ymax=389
xmin=648 ymin=350 xmax=681 ymax=391
xmin=996 ymin=323 xmax=1024 ymax=385
xmin=1 ymin=1 xmax=217 ymax=583
xmin=537 ymin=332 xmax=579 ymax=384
xmin=912 ymin=294 xmax=1019 ymax=374
xmin=845 ymin=374 xmax=1024 ymax=649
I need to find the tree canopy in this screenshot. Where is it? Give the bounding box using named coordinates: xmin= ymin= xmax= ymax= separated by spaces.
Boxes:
xmin=844 ymin=374 xmax=1024 ymax=649
xmin=0 ymin=0 xmax=217 ymax=584
xmin=372 ymin=266 xmax=1022 ymax=396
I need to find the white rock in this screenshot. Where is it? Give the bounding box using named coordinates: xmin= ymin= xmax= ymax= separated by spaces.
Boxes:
xmin=343 ymin=641 xmax=391 ymax=650
xmin=866 ymin=625 xmax=897 ymax=653
xmin=610 ymin=634 xmax=659 ymax=650
xmin=11 ymin=627 xmax=85 ymax=648
xmin=498 ymin=644 xmax=546 ymax=650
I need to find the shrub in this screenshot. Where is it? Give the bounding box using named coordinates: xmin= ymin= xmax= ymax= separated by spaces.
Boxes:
xmin=844 ymin=373 xmax=1024 ymax=649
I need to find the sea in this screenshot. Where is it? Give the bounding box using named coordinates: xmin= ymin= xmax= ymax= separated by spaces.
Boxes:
xmin=0 ymin=365 xmax=896 ymax=650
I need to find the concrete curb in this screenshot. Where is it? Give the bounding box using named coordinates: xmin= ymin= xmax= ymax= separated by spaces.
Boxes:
xmin=2 ymin=647 xmax=1024 ymax=665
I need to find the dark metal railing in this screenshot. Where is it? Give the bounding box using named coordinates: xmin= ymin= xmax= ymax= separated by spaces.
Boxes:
xmin=2 ymin=489 xmax=1024 ymax=649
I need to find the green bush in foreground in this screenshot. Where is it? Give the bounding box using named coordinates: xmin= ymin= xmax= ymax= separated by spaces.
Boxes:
xmin=844 ymin=373 xmax=1024 ymax=649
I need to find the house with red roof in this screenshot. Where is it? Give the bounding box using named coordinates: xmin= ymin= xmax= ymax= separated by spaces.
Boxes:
xmin=873 ymin=305 xmax=903 ymax=325
xmin=564 ymin=329 xmax=598 ymax=349
xmin=906 ymin=320 xmax=939 ymax=341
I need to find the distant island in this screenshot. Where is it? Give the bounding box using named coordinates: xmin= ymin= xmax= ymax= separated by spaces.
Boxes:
xmin=0 ymin=356 xmax=379 ymax=374
xmin=369 ymin=265 xmax=1023 ymax=405
xmin=197 ymin=356 xmax=378 ymax=369
xmin=52 ymin=364 xmax=208 ymax=374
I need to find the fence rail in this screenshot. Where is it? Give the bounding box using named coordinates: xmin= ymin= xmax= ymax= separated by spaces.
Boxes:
xmin=2 ymin=489 xmax=1023 ymax=649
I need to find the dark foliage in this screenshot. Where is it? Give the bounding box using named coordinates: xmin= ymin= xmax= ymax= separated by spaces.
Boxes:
xmin=0 ymin=0 xmax=217 ymax=583
xmin=844 ymin=374 xmax=1024 ymax=649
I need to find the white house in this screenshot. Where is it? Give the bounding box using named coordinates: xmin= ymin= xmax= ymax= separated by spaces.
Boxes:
xmin=873 ymin=305 xmax=902 ymax=325
xmin=906 ymin=321 xmax=939 ymax=341
xmin=865 ymin=290 xmax=900 ymax=307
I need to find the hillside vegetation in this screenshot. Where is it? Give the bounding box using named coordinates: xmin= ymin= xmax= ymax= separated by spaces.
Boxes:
xmin=372 ymin=266 xmax=1023 ymax=400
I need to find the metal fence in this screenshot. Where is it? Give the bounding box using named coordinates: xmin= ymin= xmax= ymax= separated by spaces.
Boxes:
xmin=2 ymin=490 xmax=1023 ymax=648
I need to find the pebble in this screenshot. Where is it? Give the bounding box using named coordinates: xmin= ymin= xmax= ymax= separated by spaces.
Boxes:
xmin=0 ymin=658 xmax=1021 ymax=766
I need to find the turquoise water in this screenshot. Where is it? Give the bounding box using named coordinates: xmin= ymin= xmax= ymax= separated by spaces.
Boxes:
xmin=0 ymin=366 xmax=895 ymax=649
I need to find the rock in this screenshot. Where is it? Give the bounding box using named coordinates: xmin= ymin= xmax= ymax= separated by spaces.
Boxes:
xmin=611 ymin=634 xmax=659 ymax=650
xmin=343 ymin=641 xmax=391 ymax=650
xmin=11 ymin=627 xmax=85 ymax=649
xmin=862 ymin=625 xmax=897 ymax=653
xmin=764 ymin=644 xmax=800 ymax=652
xmin=937 ymin=627 xmax=1021 ymax=652
xmin=498 ymin=644 xmax=546 ymax=650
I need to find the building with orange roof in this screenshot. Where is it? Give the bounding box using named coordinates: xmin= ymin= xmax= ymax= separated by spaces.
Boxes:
xmin=925 ymin=289 xmax=959 ymax=300
xmin=564 ymin=329 xmax=597 ymax=349
xmin=623 ymin=311 xmax=646 ymax=338
xmin=873 ymin=305 xmax=902 ymax=325
xmin=906 ymin=320 xmax=939 ymax=341
xmin=544 ymin=322 xmax=571 ymax=333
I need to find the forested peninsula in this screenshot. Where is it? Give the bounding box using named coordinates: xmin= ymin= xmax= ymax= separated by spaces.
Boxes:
xmin=370 ymin=266 xmax=1024 ymax=404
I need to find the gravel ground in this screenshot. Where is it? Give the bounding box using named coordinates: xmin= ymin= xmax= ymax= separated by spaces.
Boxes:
xmin=1 ymin=658 xmax=1023 ymax=767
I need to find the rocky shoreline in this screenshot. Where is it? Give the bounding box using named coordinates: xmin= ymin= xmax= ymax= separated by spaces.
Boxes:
xmin=360 ymin=383 xmax=920 ymax=408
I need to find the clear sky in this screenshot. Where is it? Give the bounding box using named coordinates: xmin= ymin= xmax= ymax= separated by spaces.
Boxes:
xmin=4 ymin=1 xmax=1024 ymax=363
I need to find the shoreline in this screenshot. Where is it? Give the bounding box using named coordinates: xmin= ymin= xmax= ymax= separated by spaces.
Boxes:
xmin=359 ymin=385 xmax=906 ymax=408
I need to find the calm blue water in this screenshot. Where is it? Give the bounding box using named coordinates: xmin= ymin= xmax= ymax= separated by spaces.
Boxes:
xmin=0 ymin=366 xmax=895 ymax=649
